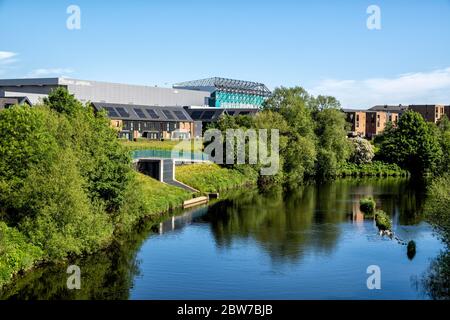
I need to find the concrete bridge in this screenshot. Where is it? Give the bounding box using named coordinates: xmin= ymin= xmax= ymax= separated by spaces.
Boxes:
xmin=132 ymin=149 xmax=210 ymax=192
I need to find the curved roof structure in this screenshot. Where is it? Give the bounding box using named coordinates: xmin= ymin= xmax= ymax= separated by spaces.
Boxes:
xmin=174 ymin=77 xmax=271 ymax=96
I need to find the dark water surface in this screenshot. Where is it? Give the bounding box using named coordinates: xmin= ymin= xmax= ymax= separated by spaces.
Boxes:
xmin=1 ymin=178 xmax=446 ymax=300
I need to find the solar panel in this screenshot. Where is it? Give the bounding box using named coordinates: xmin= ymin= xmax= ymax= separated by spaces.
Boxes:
xmin=190 ymin=111 xmax=203 ymax=119
xmin=146 ymin=109 xmax=159 ymax=119
xmin=104 ymin=107 xmax=119 ymax=117
xmin=134 ymin=108 xmax=147 ymax=119
xmin=162 ymin=110 xmax=175 ymax=120
xmin=173 ymin=110 xmax=188 ymax=121
xmin=201 ymin=111 xmax=216 ymax=120
xmin=116 ymin=107 xmax=130 ymax=117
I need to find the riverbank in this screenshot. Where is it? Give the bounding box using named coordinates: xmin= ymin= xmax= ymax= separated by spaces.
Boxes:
xmin=176 ymin=163 xmax=258 ymax=193
xmin=0 ymin=164 xmax=255 ymax=289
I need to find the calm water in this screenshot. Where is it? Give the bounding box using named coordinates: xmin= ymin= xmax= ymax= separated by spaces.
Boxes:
xmin=1 ymin=178 xmax=447 ymax=300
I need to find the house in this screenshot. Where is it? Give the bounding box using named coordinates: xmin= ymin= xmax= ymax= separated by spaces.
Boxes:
xmin=408 ymin=105 xmax=446 ymax=123
xmin=91 ymin=102 xmax=195 ymax=141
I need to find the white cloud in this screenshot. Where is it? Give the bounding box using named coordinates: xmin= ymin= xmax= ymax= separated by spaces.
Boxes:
xmin=309 ymin=67 xmax=450 ymax=108
xmin=0 ymin=51 xmax=16 ymax=60
xmin=28 ymin=68 xmax=75 ymax=77
xmin=0 ymin=51 xmax=18 ymax=65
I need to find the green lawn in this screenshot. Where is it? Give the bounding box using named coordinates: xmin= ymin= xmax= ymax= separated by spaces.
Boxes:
xmin=176 ymin=163 xmax=256 ymax=193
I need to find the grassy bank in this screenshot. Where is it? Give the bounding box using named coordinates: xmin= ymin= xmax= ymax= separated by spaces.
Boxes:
xmin=176 ymin=163 xmax=257 ymax=193
xmin=338 ymin=161 xmax=409 ymax=177
xmin=0 ymin=173 xmax=191 ymax=288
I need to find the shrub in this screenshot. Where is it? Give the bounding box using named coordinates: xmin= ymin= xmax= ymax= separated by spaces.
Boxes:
xmin=375 ymin=210 xmax=392 ymax=231
xmin=0 ymin=222 xmax=43 ymax=287
xmin=19 ymin=151 xmax=113 ymax=260
xmin=360 ymin=197 xmax=376 ymax=214
xmin=349 ymin=138 xmax=375 ymax=164
xmin=425 ymin=174 xmax=450 ymax=246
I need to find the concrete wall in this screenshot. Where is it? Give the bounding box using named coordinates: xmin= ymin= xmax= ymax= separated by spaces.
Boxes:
xmin=0 ymin=78 xmax=211 ymax=107
xmin=61 ymin=78 xmax=209 ymax=106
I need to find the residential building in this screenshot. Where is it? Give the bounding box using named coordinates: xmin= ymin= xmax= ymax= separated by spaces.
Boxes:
xmin=365 ymin=111 xmax=388 ymax=139
xmin=408 ymin=104 xmax=446 ymax=123
xmin=343 ymin=109 xmax=367 ymax=137
xmin=91 ymin=102 xmax=194 ymax=140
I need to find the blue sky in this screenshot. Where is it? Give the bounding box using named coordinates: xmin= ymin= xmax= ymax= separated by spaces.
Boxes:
xmin=1 ymin=0 xmax=450 ymax=107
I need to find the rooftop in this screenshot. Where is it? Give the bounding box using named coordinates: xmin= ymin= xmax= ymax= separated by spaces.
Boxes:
xmin=91 ymin=102 xmax=193 ymax=122
xmin=174 ymin=77 xmax=272 ymax=96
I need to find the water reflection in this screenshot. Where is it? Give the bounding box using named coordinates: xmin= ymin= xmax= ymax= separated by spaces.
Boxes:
xmin=201 ymin=178 xmax=426 ymax=263
xmin=0 ymin=178 xmax=444 ymax=300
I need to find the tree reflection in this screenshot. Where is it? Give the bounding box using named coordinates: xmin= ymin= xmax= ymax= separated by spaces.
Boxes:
xmin=0 ymin=219 xmax=156 ymax=300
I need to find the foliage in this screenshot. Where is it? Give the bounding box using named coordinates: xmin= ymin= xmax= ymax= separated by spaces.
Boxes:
xmin=339 ymin=161 xmax=408 ymax=177
xmin=349 ymin=138 xmax=375 ymax=164
xmin=313 ymin=108 xmax=352 ymax=178
xmin=425 ymin=174 xmax=450 ymax=246
xmin=0 ymin=222 xmax=43 ymax=287
xmin=376 ymin=111 xmax=443 ymax=176
xmin=360 ymin=197 xmax=376 ymax=214
xmin=43 ymin=87 xmax=83 ymax=116
xmin=115 ymin=173 xmax=191 ymax=232
xmin=437 ymin=116 xmax=450 ymax=173
xmin=375 ymin=210 xmax=392 ymax=231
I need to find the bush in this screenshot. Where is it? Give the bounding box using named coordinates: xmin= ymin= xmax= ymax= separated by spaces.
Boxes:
xmin=0 ymin=222 xmax=43 ymax=287
xmin=339 ymin=161 xmax=408 ymax=177
xmin=360 ymin=197 xmax=376 ymax=214
xmin=19 ymin=151 xmax=113 ymax=260
xmin=349 ymin=138 xmax=375 ymax=164
xmin=375 ymin=210 xmax=392 ymax=231
xmin=425 ymin=174 xmax=450 ymax=246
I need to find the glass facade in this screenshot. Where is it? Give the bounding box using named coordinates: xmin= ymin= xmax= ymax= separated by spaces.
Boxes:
xmin=211 ymin=91 xmax=266 ymax=109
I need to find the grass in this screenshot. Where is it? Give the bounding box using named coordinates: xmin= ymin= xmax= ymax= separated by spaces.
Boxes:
xmin=339 ymin=161 xmax=409 ymax=177
xmin=176 ymin=163 xmax=256 ymax=193
xmin=119 ymin=139 xmax=204 ymax=152
xmin=115 ymin=172 xmax=192 ymax=231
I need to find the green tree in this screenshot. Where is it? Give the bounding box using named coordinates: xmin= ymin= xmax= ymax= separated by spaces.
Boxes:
xmin=43 ymin=87 xmax=83 ymax=116
xmin=377 ymin=111 xmax=443 ymax=175
xmin=314 ymin=108 xmax=352 ymax=178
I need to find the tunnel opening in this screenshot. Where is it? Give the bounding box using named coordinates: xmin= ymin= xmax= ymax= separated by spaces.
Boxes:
xmin=135 ymin=160 xmax=161 ymax=181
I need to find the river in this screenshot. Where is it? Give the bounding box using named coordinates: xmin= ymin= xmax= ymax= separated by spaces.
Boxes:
xmin=1 ymin=178 xmax=446 ymax=300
